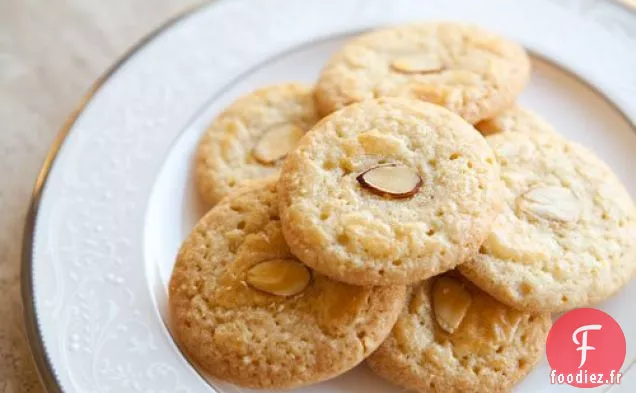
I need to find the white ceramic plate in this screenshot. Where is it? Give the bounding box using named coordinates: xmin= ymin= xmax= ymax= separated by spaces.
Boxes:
xmin=23 ymin=0 xmax=636 ymax=392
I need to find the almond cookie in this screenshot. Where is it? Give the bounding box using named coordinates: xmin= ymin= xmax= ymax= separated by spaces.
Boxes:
xmin=315 ymin=22 xmax=530 ymax=123
xmin=476 ymin=106 xmax=558 ymax=136
xmin=460 ymin=131 xmax=636 ymax=312
xmin=195 ymin=83 xmax=320 ymax=205
xmin=169 ymin=178 xmax=406 ymax=389
xmin=367 ymin=273 xmax=551 ymax=393
xmin=277 ymin=98 xmax=503 ymax=286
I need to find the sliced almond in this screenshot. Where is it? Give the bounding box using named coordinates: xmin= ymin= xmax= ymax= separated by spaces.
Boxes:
xmin=246 ymin=259 xmax=311 ymax=297
xmin=356 ymin=164 xmax=422 ymax=198
xmin=252 ymin=123 xmax=304 ymax=164
xmin=518 ymin=186 xmax=581 ymax=223
xmin=391 ymin=55 xmax=444 ymax=74
xmin=432 ymin=276 xmax=472 ymax=334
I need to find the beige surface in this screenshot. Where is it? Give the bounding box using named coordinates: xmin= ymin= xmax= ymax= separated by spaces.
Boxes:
xmin=623 ymin=0 xmax=636 ymax=8
xmin=0 ymin=1 xmax=200 ymax=391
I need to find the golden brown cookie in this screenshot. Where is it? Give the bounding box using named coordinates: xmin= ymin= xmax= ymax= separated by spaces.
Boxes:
xmin=315 ymin=22 xmax=530 ymax=123
xmin=278 ymin=98 xmax=503 ymax=286
xmin=195 ymin=83 xmax=320 ymax=205
xmin=367 ymin=273 xmax=551 ymax=393
xmin=460 ymin=131 xmax=636 ymax=312
xmin=169 ymin=178 xmax=406 ymax=389
xmin=476 ymin=106 xmax=558 ymax=136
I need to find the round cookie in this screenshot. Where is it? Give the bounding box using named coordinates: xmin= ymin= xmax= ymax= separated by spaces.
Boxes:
xmin=315 ymin=22 xmax=530 ymax=123
xmin=169 ymin=178 xmax=406 ymax=389
xmin=277 ymin=98 xmax=503 ymax=286
xmin=367 ymin=273 xmax=551 ymax=393
xmin=476 ymin=106 xmax=559 ymax=136
xmin=460 ymin=131 xmax=636 ymax=312
xmin=195 ymin=83 xmax=320 ymax=205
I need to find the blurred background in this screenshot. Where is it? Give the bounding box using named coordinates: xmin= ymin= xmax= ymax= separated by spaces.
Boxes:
xmin=0 ymin=0 xmax=635 ymax=391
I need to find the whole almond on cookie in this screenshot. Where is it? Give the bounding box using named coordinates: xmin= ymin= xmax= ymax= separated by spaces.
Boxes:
xmin=316 ymin=22 xmax=530 ymax=123
xmin=246 ymin=259 xmax=311 ymax=297
xmin=278 ymin=98 xmax=503 ymax=286
xmin=169 ymin=178 xmax=406 ymax=389
xmin=196 ymin=83 xmax=319 ymax=205
xmin=460 ymin=130 xmax=636 ymax=312
xmin=367 ymin=273 xmax=551 ymax=393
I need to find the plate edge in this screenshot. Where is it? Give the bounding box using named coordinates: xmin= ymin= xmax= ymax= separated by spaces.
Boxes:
xmin=19 ymin=3 xmax=210 ymax=391
xmin=20 ymin=1 xmax=636 ymax=392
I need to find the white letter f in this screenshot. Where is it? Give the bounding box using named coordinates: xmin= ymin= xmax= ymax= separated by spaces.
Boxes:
xmin=572 ymin=324 xmax=602 ymax=368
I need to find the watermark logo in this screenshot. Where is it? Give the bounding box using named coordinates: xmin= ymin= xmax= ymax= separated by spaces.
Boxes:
xmin=572 ymin=324 xmax=602 ymax=368
xmin=546 ymin=308 xmax=625 ymax=388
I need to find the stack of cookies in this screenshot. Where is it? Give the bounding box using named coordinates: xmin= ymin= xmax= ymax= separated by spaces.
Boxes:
xmin=169 ymin=22 xmax=636 ymax=392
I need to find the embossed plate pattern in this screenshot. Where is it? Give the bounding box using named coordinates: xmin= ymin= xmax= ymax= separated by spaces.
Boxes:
xmin=23 ymin=0 xmax=636 ymax=392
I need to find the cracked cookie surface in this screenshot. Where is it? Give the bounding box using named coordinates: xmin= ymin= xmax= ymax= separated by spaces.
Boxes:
xmin=278 ymin=98 xmax=503 ymax=286
xmin=169 ymin=178 xmax=406 ymax=389
xmin=460 ymin=131 xmax=636 ymax=312
xmin=315 ymin=22 xmax=530 ymax=123
xmin=367 ymin=273 xmax=551 ymax=393
xmin=195 ymin=83 xmax=320 ymax=205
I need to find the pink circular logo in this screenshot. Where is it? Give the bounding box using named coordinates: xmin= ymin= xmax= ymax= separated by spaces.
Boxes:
xmin=546 ymin=308 xmax=626 ymax=388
